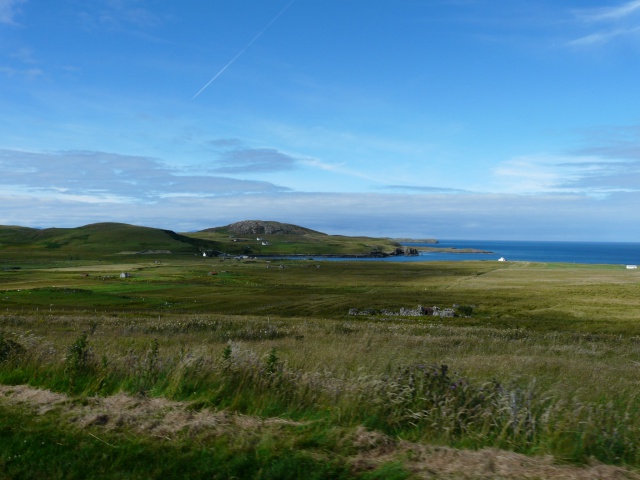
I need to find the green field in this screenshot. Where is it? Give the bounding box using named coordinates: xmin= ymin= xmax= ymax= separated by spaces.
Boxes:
xmin=1 ymin=225 xmax=640 ymax=478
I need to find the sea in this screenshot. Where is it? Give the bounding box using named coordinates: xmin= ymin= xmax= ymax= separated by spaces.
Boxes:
xmin=317 ymin=240 xmax=640 ymax=265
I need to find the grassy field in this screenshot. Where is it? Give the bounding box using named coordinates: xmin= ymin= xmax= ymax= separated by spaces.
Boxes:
xmin=2 ymin=253 xmax=640 ymax=478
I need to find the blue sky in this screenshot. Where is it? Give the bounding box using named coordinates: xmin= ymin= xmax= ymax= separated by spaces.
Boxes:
xmin=2 ymin=0 xmax=640 ymax=240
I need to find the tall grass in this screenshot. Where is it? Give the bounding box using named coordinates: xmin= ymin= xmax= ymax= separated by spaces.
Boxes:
xmin=2 ymin=312 xmax=640 ymax=466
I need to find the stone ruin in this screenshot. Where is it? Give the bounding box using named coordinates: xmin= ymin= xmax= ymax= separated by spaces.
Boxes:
xmin=348 ymin=305 xmax=459 ymax=318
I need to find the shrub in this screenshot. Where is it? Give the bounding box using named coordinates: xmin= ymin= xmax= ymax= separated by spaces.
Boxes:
xmin=455 ymin=305 xmax=474 ymax=317
xmin=0 ymin=334 xmax=25 ymax=363
xmin=64 ymin=333 xmax=94 ymax=390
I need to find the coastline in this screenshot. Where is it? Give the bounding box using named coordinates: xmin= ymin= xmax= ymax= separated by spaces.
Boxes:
xmin=254 ymin=247 xmax=494 ymax=260
xmin=416 ymin=247 xmax=493 ymax=254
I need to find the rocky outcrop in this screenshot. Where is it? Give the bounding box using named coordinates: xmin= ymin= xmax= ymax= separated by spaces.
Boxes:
xmin=202 ymin=220 xmax=324 ymax=236
xmin=349 ymin=305 xmax=464 ymax=318
xmin=391 ymin=247 xmax=419 ymax=256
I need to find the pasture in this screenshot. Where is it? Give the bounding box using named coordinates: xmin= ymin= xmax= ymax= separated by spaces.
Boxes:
xmin=1 ymin=256 xmax=640 ymax=478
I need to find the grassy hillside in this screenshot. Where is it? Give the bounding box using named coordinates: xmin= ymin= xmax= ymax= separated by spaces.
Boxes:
xmin=0 ymin=221 xmax=404 ymax=261
xmin=188 ymin=220 xmax=402 ymax=256
xmin=0 ymin=223 xmax=221 ymax=261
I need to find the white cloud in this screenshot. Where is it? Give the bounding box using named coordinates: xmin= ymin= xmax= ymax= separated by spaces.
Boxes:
xmin=2 ymin=190 xmax=638 ymax=241
xmin=493 ymin=122 xmax=640 ymax=197
xmin=210 ymin=145 xmax=299 ymax=174
xmin=0 ymin=0 xmax=25 ymax=25
xmin=493 ymin=153 xmax=640 ymax=196
xmin=298 ymin=157 xmax=384 ymax=183
xmin=0 ymin=66 xmax=43 ymax=79
xmin=577 ymin=0 xmax=640 ymax=22
xmin=0 ymin=149 xmax=290 ymax=201
xmin=380 ymin=185 xmax=471 ymax=194
xmin=568 ymin=27 xmax=640 ymax=46
xmin=570 ymin=0 xmax=640 ymax=46
xmin=492 ymin=154 xmax=586 ymax=194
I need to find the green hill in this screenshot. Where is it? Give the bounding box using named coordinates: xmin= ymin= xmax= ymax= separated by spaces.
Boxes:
xmin=0 ymin=220 xmax=408 ymax=261
xmin=0 ymin=223 xmax=221 ymax=260
xmin=188 ymin=220 xmax=403 ymax=257
xmin=202 ymin=220 xmax=324 ymax=237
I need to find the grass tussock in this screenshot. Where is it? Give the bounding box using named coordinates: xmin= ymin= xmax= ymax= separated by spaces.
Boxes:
xmin=2 ymin=312 xmax=640 ymax=470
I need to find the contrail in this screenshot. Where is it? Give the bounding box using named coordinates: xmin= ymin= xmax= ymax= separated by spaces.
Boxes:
xmin=192 ymin=0 xmax=296 ymax=100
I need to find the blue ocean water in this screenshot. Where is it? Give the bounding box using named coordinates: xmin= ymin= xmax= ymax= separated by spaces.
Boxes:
xmin=412 ymin=240 xmax=640 ymax=265
xmin=318 ymin=240 xmax=640 ymax=265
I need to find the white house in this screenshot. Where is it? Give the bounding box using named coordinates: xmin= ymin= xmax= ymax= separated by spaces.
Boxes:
xmin=498 ymin=257 xmax=506 ymax=262
xmin=627 ymin=265 xmax=637 ymax=269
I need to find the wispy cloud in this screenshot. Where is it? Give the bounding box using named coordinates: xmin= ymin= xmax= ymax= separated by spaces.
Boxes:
xmin=0 ymin=66 xmax=42 ymax=79
xmin=572 ymin=124 xmax=640 ymax=160
xmin=74 ymin=0 xmax=167 ymax=40
xmin=3 ymin=189 xmax=638 ymax=241
xmin=568 ymin=27 xmax=640 ymax=46
xmin=558 ymin=125 xmax=640 ymax=192
xmin=557 ymin=161 xmax=640 ymax=193
xmin=576 ymin=0 xmax=640 ymax=22
xmin=570 ymin=0 xmax=640 ymax=46
xmin=493 ymin=155 xmax=574 ymax=194
xmin=380 ymin=185 xmax=472 ymax=194
xmin=211 ymin=146 xmax=299 ymax=174
xmin=494 ymin=124 xmax=640 ymax=196
xmin=104 ymin=0 xmax=165 ymax=29
xmin=209 ymin=138 xmax=244 ymax=149
xmin=1 ymin=148 xmax=638 ymax=240
xmin=0 ymin=149 xmax=289 ymax=202
xmin=207 ymin=139 xmax=304 ymax=174
xmin=298 ymin=157 xmax=374 ymax=180
xmin=9 ymin=47 xmax=35 ymax=63
xmin=0 ymin=0 xmax=25 ymax=25
xmin=492 ymin=154 xmax=634 ymax=195
xmin=1 ymin=46 xmax=44 ymax=80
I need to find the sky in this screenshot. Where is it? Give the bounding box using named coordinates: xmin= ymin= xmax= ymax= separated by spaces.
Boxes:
xmin=2 ymin=0 xmax=640 ymax=241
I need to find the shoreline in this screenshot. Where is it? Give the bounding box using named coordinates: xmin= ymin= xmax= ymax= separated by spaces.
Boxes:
xmin=252 ymin=248 xmax=495 ymax=260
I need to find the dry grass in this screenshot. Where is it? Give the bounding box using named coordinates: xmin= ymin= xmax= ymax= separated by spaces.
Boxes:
xmin=0 ymin=384 xmax=301 ymax=439
xmin=3 ymin=385 xmax=639 ymax=480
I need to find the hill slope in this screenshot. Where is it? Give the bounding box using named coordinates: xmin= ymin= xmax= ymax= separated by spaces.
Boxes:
xmin=201 ymin=220 xmax=324 ymax=236
xmin=189 ymin=220 xmax=402 ymax=256
xmin=0 ymin=223 xmax=221 ymax=260
xmin=0 ymin=220 xmax=407 ymax=260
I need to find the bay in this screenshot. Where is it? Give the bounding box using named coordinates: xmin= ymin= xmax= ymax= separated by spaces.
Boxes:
xmin=316 ymin=240 xmax=640 ymax=265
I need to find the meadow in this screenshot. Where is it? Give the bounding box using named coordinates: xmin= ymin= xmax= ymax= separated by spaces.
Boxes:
xmin=2 ymin=254 xmax=640 ymax=478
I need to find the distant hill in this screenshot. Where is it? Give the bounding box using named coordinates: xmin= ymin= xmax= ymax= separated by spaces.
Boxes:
xmin=0 ymin=223 xmax=221 ymax=259
xmin=190 ymin=220 xmax=402 ymax=257
xmin=0 ymin=220 xmax=410 ymax=260
xmin=201 ymin=220 xmax=324 ymax=236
